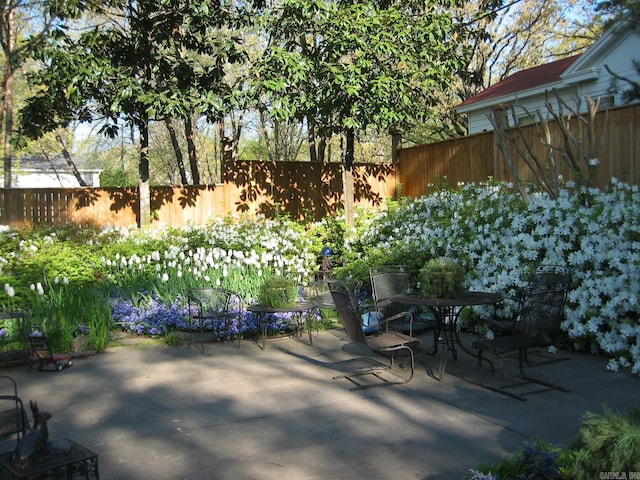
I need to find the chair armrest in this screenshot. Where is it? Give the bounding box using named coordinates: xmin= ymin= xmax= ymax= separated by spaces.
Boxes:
xmin=379 ymin=311 xmax=413 ymax=335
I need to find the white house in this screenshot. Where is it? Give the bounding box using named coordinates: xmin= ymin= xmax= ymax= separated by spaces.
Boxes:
xmin=1 ymin=155 xmax=102 ymax=188
xmin=457 ymin=21 xmax=640 ymax=134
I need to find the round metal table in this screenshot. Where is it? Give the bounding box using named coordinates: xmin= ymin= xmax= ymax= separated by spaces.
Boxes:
xmin=247 ymin=301 xmax=318 ymax=350
xmin=392 ymin=291 xmax=502 ymax=378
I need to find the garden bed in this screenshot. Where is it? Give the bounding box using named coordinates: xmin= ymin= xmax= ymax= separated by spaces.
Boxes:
xmin=0 ymin=349 xmax=31 ymax=367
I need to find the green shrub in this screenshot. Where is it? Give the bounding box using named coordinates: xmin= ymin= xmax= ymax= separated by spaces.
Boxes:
xmin=564 ymin=407 xmax=640 ymax=479
xmin=258 ymin=275 xmax=298 ymax=308
xmin=419 ymin=257 xmax=466 ymax=298
xmin=469 ymin=407 xmax=640 ymax=480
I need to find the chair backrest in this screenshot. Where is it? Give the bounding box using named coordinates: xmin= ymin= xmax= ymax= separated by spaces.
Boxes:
xmin=327 ymin=281 xmax=368 ymax=344
xmin=533 ymin=265 xmax=572 ymax=285
xmin=370 ymin=265 xmax=411 ymax=317
xmin=188 ymin=287 xmax=242 ymax=315
xmin=517 ymin=277 xmax=571 ymax=344
xmin=0 ymin=376 xmax=29 ymax=441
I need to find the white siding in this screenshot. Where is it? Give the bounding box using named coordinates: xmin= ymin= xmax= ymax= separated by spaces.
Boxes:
xmin=1 ymin=170 xmax=102 ymax=188
xmin=462 ymin=27 xmax=640 ymax=134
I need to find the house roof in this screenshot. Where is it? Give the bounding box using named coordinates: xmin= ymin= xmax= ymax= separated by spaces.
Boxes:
xmin=16 ymin=154 xmax=99 ymax=172
xmin=457 ymin=54 xmax=582 ymax=108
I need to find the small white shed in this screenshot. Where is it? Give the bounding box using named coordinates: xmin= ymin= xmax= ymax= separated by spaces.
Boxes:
xmin=2 ymin=155 xmax=102 ymax=188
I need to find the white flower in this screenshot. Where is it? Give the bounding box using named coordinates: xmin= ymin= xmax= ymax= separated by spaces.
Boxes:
xmin=162 ymin=273 xmax=169 ymax=282
xmin=588 ymin=158 xmax=599 ymax=166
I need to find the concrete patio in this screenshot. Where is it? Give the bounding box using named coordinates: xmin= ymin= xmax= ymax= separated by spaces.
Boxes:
xmin=0 ymin=328 xmax=637 ymax=479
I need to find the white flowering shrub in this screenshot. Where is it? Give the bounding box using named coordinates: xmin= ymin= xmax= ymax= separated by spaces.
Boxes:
xmin=341 ymin=180 xmax=640 ymax=374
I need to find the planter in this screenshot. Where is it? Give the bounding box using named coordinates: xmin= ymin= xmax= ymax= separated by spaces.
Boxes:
xmin=0 ymin=349 xmax=31 ymax=367
xmin=258 ymin=276 xmax=298 ymax=308
xmin=419 ymin=258 xmax=466 ymax=298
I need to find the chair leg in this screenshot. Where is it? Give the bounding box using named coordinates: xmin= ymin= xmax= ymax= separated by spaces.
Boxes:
xmin=517 ymin=349 xmax=570 ymax=395
xmin=333 ymin=347 xmax=415 ymax=390
xmin=522 ymin=348 xmax=570 ymax=367
xmin=477 ymin=347 xmax=570 ymax=401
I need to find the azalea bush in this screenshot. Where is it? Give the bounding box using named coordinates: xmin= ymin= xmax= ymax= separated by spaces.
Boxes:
xmin=335 ymin=179 xmax=640 ymax=374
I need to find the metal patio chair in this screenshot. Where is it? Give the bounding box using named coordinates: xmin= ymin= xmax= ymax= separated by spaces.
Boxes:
xmin=370 ymin=265 xmax=437 ymax=349
xmin=482 ymin=265 xmax=572 ymax=367
xmin=328 ymin=280 xmax=420 ymax=390
xmin=0 ymin=376 xmax=29 ymax=450
xmin=187 ymin=287 xmax=244 ymax=348
xmin=476 ymin=275 xmax=572 ymax=400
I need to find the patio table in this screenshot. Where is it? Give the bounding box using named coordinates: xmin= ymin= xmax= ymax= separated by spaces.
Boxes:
xmin=0 ymin=438 xmax=99 ymax=479
xmin=247 ymin=301 xmax=318 ymax=350
xmin=392 ymin=291 xmax=502 ymax=379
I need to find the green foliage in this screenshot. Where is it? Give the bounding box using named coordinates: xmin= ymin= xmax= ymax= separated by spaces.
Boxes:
xmin=470 ymin=407 xmax=640 ymax=480
xmin=163 ymin=332 xmax=183 ymax=347
xmin=27 ymin=278 xmax=113 ymax=353
xmin=256 ymin=0 xmax=492 ymax=145
xmin=565 ymin=407 xmax=640 ymax=478
xmin=469 ymin=440 xmax=565 ymax=480
xmin=258 ymin=275 xmax=298 ymax=308
xmin=419 ymin=257 xmax=466 ymax=298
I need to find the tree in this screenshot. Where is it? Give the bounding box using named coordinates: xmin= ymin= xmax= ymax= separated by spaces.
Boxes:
xmin=19 ymin=0 xmax=257 ymax=225
xmin=255 ymin=0 xmax=496 ymax=226
xmin=597 ymin=0 xmax=640 ymax=27
xmin=1 ymin=0 xmax=79 ymax=187
xmin=488 ymin=91 xmax=604 ymax=201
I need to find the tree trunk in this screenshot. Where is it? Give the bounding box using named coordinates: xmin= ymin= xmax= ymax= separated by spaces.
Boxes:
xmin=55 ymin=132 xmax=88 ymax=186
xmin=185 ymin=116 xmax=200 ymax=185
xmin=2 ymin=10 xmax=14 ymax=188
xmin=139 ymin=119 xmax=151 ymax=227
xmin=164 ymin=119 xmax=188 ymax=185
xmin=318 ymin=135 xmax=326 ymax=163
xmin=343 ymin=128 xmax=355 ymax=230
xmin=308 ymin=116 xmax=318 ymax=162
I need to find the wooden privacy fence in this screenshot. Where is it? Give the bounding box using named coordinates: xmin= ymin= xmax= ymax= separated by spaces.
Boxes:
xmin=397 ymin=102 xmax=640 ymax=196
xmin=0 ymin=161 xmax=396 ymax=229
xmin=1 ymin=103 xmax=638 ymax=229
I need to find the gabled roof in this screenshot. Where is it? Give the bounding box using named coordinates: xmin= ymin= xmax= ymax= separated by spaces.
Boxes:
xmin=458 ymin=54 xmax=582 ymax=109
xmin=16 ymin=154 xmax=99 ymax=172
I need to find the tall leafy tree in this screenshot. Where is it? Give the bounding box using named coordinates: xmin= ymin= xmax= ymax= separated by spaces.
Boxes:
xmin=1 ymin=0 xmax=80 ymax=187
xmin=254 ymin=0 xmax=496 ymax=225
xmin=19 ymin=0 xmax=258 ymax=224
xmin=256 ymin=0 xmax=495 ymax=169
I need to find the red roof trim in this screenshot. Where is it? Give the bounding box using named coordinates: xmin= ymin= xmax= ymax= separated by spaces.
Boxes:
xmin=458 ymin=54 xmax=582 ymax=108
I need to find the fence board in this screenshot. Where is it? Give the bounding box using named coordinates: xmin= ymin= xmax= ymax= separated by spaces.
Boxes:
xmin=0 ymin=162 xmax=395 ymax=229
xmin=398 ymin=102 xmax=640 ymax=194
xmin=1 ymin=103 xmax=637 ymax=229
